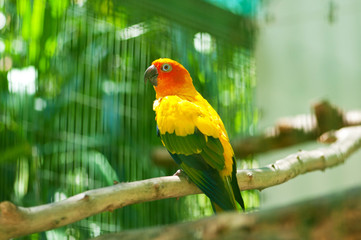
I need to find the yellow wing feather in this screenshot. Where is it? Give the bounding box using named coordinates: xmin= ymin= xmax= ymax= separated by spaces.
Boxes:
xmin=154 ymin=93 xmax=234 ymax=177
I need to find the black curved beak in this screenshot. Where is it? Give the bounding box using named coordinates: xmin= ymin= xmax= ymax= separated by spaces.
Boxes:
xmin=144 ymin=65 xmax=158 ymax=86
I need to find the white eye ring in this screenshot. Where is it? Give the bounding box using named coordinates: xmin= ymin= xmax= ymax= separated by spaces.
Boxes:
xmin=161 ymin=63 xmax=172 ymax=72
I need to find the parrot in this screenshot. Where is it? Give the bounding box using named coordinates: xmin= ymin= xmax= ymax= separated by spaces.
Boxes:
xmin=144 ymin=58 xmax=244 ymax=212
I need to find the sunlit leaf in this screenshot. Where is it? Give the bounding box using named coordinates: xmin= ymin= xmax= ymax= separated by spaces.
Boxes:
xmin=49 ymin=0 xmax=69 ymax=18
xmin=13 ymin=158 xmax=29 ymax=200
xmin=31 ymin=0 xmax=45 ymax=39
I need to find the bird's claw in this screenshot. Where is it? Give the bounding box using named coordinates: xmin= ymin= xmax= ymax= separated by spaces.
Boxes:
xmin=173 ymin=169 xmax=191 ymax=182
xmin=173 ymin=169 xmax=183 ymax=176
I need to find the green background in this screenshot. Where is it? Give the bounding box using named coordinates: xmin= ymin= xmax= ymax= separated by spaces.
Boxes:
xmin=0 ymin=0 xmax=258 ymax=239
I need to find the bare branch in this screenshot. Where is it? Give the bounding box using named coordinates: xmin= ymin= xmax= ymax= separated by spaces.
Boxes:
xmin=238 ymin=126 xmax=361 ymax=190
xmin=92 ymin=186 xmax=361 ymax=240
xmin=232 ymin=103 xmax=361 ymax=158
xmin=1 ymin=126 xmax=361 ymax=239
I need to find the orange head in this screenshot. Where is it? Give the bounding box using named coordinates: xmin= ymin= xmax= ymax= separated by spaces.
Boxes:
xmin=144 ymin=58 xmax=197 ymax=98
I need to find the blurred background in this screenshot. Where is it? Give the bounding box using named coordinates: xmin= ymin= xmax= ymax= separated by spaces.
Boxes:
xmin=1 ymin=0 xmax=258 ymax=239
xmin=1 ymin=0 xmax=361 ymax=239
xmin=256 ymin=0 xmax=361 ymax=209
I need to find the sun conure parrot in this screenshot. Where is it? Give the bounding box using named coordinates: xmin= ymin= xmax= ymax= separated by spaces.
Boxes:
xmin=144 ymin=58 xmax=244 ymax=212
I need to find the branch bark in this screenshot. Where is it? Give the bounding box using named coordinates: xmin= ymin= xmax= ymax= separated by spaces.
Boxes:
xmin=152 ymin=101 xmax=361 ymax=167
xmin=92 ymin=186 xmax=361 ymax=240
xmin=1 ymin=126 xmax=361 ymax=239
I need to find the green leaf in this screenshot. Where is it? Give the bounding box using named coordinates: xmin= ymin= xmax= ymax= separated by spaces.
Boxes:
xmin=49 ymin=0 xmax=69 ymax=18
xmin=0 ymin=142 xmax=32 ymax=163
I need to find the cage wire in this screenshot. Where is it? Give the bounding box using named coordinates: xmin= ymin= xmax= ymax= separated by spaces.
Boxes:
xmin=1 ymin=0 xmax=258 ymax=238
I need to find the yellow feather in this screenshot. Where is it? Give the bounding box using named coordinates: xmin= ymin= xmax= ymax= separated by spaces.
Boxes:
xmin=154 ymin=93 xmax=234 ymax=177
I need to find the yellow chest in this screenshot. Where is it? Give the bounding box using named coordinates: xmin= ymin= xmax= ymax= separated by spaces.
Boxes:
xmin=153 ymin=94 xmax=235 ymax=177
xmin=153 ymin=95 xmax=222 ymax=138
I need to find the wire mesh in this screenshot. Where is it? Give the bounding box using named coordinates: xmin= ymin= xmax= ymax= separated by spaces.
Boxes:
xmin=1 ymin=0 xmax=258 ymax=238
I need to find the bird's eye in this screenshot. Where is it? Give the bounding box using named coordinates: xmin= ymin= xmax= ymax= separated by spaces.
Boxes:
xmin=161 ymin=63 xmax=172 ymax=72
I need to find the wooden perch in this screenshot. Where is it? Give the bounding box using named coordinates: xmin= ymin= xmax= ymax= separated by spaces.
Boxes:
xmin=1 ymin=126 xmax=361 ymax=239
xmin=92 ymin=186 xmax=361 ymax=240
xmin=152 ymin=101 xmax=361 ymax=167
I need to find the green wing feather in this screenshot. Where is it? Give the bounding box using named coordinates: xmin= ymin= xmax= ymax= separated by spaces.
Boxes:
xmin=161 ymin=128 xmax=243 ymax=211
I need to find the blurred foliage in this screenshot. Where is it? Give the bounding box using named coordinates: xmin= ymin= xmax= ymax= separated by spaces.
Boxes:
xmin=0 ymin=0 xmax=258 ymax=239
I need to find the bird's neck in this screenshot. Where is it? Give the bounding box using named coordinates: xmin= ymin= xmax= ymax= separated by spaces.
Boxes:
xmin=155 ymin=85 xmax=198 ymax=99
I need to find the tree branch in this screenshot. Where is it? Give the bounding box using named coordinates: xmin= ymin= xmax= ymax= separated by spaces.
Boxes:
xmin=1 ymin=126 xmax=361 ymax=239
xmin=92 ymin=185 xmax=361 ymax=240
